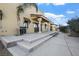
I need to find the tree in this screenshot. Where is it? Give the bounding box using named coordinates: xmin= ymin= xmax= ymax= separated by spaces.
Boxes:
xmin=68 ymin=17 xmax=79 ymax=33
xmin=59 ymin=26 xmax=68 ymax=33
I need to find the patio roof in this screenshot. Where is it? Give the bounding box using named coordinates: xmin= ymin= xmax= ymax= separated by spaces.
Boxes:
xmin=30 ymin=14 xmax=54 ymax=24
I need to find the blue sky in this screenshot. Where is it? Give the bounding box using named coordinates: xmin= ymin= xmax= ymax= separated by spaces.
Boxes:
xmin=37 ymin=3 xmax=79 ymax=26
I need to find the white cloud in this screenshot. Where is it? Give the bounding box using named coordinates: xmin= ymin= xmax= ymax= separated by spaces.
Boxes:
xmin=44 ymin=12 xmax=65 ymax=19
xmin=45 ymin=3 xmax=65 ymax=6
xmin=37 ymin=3 xmax=43 ymax=5
xmin=52 ymin=3 xmax=65 ymax=5
xmin=44 ymin=12 xmax=68 ymax=26
xmin=66 ymin=10 xmax=75 ymax=14
xmin=37 ymin=3 xmax=65 ymax=6
xmin=60 ymin=22 xmax=68 ymax=26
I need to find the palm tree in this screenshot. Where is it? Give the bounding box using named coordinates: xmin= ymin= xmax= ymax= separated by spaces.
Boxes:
xmin=17 ymin=5 xmax=24 ymax=21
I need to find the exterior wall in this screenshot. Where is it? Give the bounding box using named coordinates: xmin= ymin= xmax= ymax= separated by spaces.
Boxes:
xmin=0 ymin=4 xmax=20 ymax=35
xmin=0 ymin=3 xmax=38 ymax=35
xmin=0 ymin=3 xmax=57 ymax=35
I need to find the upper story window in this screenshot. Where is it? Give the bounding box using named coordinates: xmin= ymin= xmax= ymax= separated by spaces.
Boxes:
xmin=0 ymin=10 xmax=3 ymax=20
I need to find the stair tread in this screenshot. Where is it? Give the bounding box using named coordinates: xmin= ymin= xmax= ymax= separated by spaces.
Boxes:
xmin=1 ymin=36 xmax=23 ymax=43
xmin=19 ymin=32 xmax=53 ymax=42
xmin=17 ymin=35 xmax=53 ymax=49
xmin=7 ymin=32 xmax=57 ymax=56
xmin=7 ymin=45 xmax=27 ymax=56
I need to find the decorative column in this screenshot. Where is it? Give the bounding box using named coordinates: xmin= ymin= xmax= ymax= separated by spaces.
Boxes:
xmin=45 ymin=22 xmax=48 ymax=32
xmin=28 ymin=20 xmax=34 ymax=33
xmin=38 ymin=18 xmax=42 ymax=33
xmin=42 ymin=23 xmax=45 ymax=32
xmin=48 ymin=23 xmax=51 ymax=32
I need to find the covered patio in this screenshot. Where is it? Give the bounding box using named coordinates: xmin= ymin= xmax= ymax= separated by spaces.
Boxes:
xmin=31 ymin=14 xmax=53 ymax=33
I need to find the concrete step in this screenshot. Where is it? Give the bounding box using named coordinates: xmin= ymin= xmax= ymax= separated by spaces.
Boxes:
xmin=1 ymin=36 xmax=23 ymax=48
xmin=17 ymin=34 xmax=54 ymax=53
xmin=7 ymin=35 xmax=53 ymax=56
xmin=7 ymin=45 xmax=28 ymax=56
xmin=7 ymin=32 xmax=58 ymax=56
xmin=23 ymin=32 xmax=55 ymax=43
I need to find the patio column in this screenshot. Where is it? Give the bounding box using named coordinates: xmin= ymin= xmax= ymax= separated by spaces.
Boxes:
xmin=45 ymin=22 xmax=48 ymax=32
xmin=28 ymin=21 xmax=34 ymax=33
xmin=38 ymin=18 xmax=42 ymax=33
xmin=48 ymin=23 xmax=51 ymax=31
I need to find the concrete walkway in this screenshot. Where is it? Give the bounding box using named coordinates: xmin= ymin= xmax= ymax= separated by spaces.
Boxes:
xmin=28 ymin=32 xmax=79 ymax=56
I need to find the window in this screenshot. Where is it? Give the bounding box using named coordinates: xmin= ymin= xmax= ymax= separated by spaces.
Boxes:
xmin=0 ymin=10 xmax=3 ymax=29
xmin=0 ymin=10 xmax=3 ymax=20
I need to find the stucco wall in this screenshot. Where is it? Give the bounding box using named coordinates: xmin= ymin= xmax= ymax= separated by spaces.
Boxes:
xmin=0 ymin=3 xmax=56 ymax=35
xmin=0 ymin=4 xmax=20 ymax=35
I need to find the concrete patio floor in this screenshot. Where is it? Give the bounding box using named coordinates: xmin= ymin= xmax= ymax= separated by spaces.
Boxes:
xmin=28 ymin=32 xmax=79 ymax=56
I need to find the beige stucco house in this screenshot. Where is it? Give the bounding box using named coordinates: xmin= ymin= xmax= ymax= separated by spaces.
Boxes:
xmin=0 ymin=3 xmax=57 ymax=36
